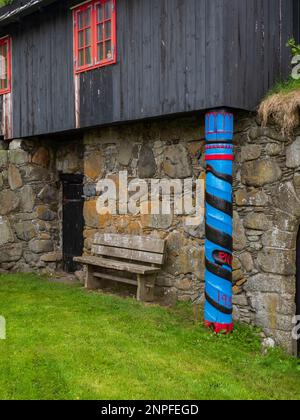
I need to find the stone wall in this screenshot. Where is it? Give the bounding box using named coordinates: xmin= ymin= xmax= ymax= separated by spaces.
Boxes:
xmin=0 ymin=138 xmax=61 ymax=272
xmin=1 ymin=113 xmax=300 ymax=353
xmin=233 ymin=117 xmax=300 ymax=353
xmin=80 ymin=118 xmax=206 ymax=304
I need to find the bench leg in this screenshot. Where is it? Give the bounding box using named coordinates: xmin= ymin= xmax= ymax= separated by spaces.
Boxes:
xmin=137 ymin=274 xmax=156 ymax=302
xmin=85 ymin=265 xmax=99 ymax=290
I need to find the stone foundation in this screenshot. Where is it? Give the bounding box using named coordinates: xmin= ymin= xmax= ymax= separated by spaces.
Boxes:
xmin=0 ymin=139 xmax=61 ymax=273
xmin=0 ymin=113 xmax=300 ymax=353
xmin=233 ymin=119 xmax=300 ymax=353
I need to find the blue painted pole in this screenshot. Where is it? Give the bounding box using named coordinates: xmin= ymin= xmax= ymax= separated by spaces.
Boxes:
xmin=204 ymin=110 xmax=234 ymax=334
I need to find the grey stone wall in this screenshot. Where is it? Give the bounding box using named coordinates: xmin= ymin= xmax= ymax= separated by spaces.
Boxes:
xmin=80 ymin=118 xmax=206 ymax=305
xmin=0 ymin=139 xmax=61 ymax=272
xmin=233 ymin=116 xmax=300 ymax=353
xmin=1 ymin=113 xmax=300 ymax=353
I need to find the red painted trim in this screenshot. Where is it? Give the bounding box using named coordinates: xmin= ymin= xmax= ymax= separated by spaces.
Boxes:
xmin=205 ymin=155 xmax=234 ymax=161
xmin=204 ymin=321 xmax=234 ymax=334
xmin=0 ymin=36 xmax=11 ymax=96
xmin=206 ymin=111 xmax=233 ymax=119
xmin=73 ymin=0 xmax=117 ymax=74
xmin=205 ymin=112 xmax=233 ymax=137
xmin=206 ymin=111 xmax=233 ymax=118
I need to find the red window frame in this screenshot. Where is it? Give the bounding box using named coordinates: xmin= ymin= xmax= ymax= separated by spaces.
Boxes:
xmin=73 ymin=0 xmax=116 ymax=74
xmin=0 ymin=36 xmax=11 ymax=95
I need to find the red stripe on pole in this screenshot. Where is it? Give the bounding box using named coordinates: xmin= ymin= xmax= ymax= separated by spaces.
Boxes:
xmin=204 ymin=321 xmax=234 ymax=334
xmin=205 ymin=155 xmax=234 ymax=161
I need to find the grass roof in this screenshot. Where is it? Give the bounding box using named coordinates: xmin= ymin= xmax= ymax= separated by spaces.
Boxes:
xmin=258 ymin=78 xmax=300 ymax=136
xmin=0 ymin=1 xmax=11 ymax=6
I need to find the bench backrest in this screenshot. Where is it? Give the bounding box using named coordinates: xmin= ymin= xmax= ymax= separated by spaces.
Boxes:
xmin=92 ymin=233 xmax=166 ymax=266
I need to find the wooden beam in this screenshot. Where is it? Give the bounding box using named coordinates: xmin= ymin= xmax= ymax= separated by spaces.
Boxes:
xmin=94 ymin=233 xmax=166 ymax=254
xmin=74 ymin=256 xmax=161 ymax=275
xmin=91 ymin=245 xmax=164 ymax=265
xmin=93 ymin=272 xmax=138 ymax=286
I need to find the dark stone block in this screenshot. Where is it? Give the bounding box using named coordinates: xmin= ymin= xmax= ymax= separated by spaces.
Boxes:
xmin=138 ymin=145 xmax=156 ymax=178
xmin=84 ymin=183 xmax=96 ymax=197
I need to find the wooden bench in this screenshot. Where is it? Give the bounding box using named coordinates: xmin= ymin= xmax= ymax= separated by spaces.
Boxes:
xmin=74 ymin=233 xmax=166 ymax=302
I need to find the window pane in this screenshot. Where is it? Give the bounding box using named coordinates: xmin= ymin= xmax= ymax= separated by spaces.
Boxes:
xmin=85 ymin=47 xmax=92 ymax=65
xmin=78 ymin=31 xmax=84 ymax=48
xmin=78 ymin=12 xmax=83 ymax=29
xmin=105 ymin=1 xmax=112 ymax=19
xmin=0 ymin=45 xmax=7 ymax=81
xmin=2 ymin=43 xmax=7 ymax=59
xmin=75 ymin=2 xmax=115 ymax=71
xmin=97 ymin=24 xmax=103 ymax=42
xmin=105 ymin=40 xmax=112 ymax=59
xmin=0 ymin=64 xmax=6 ymax=81
xmin=86 ymin=28 xmax=91 ymax=46
xmin=0 ymin=38 xmax=11 ymax=92
xmin=3 ymin=56 xmax=7 ymax=77
xmin=105 ymin=21 xmax=111 ymax=39
xmin=78 ymin=49 xmax=84 ymax=66
xmin=0 ymin=46 xmax=3 ymax=79
xmin=85 ymin=7 xmax=91 ymax=26
xmin=97 ymin=4 xmax=104 ymax=22
xmin=98 ymin=43 xmax=104 ymax=61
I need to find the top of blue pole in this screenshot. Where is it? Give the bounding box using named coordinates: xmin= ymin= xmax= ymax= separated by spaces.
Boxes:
xmin=205 ymin=110 xmax=234 ymax=142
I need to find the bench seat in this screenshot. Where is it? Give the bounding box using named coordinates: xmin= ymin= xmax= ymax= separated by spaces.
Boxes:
xmin=74 ymin=233 xmax=166 ymax=302
xmin=74 ymin=256 xmax=161 ymax=275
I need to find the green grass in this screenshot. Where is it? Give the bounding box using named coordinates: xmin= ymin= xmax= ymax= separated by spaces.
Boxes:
xmin=0 ymin=273 xmax=300 ymax=400
xmin=267 ymin=77 xmax=300 ymax=96
xmin=0 ymin=0 xmax=11 ymax=7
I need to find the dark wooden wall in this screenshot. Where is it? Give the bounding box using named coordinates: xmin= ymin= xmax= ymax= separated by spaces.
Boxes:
xmin=223 ymin=0 xmax=295 ymax=111
xmin=78 ymin=0 xmax=225 ymax=130
xmin=294 ymin=0 xmax=300 ymax=43
xmin=9 ymin=2 xmax=75 ymax=138
xmin=0 ymin=0 xmax=297 ymax=139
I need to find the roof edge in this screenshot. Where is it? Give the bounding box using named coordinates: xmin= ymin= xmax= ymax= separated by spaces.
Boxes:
xmin=0 ymin=0 xmax=58 ymax=26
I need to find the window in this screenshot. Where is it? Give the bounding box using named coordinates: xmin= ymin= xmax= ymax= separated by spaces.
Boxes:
xmin=0 ymin=36 xmax=11 ymax=95
xmin=73 ymin=0 xmax=116 ymax=73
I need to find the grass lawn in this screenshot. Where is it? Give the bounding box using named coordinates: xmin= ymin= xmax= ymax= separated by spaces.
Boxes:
xmin=0 ymin=274 xmax=300 ymax=400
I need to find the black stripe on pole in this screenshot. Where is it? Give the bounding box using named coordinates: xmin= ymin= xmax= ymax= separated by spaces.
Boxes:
xmin=205 ymin=258 xmax=232 ymax=283
xmin=205 ymin=292 xmax=233 ymax=315
xmin=206 ymin=224 xmax=233 ymax=251
xmin=206 ymin=192 xmax=233 ymax=216
xmin=206 ymin=164 xmax=233 ymax=184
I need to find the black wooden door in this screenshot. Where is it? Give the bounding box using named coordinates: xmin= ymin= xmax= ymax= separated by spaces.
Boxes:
xmin=61 ymin=175 xmax=84 ymax=273
xmin=296 ymin=228 xmax=300 ymax=356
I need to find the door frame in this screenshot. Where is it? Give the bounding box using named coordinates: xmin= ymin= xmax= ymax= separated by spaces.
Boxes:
xmin=60 ymin=173 xmax=84 ymax=273
xmin=60 ymin=173 xmax=84 ymax=185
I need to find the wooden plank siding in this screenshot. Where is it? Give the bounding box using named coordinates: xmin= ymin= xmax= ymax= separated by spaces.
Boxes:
xmin=9 ymin=2 xmax=75 ymax=138
xmin=223 ymin=0 xmax=295 ymax=111
xmin=294 ymin=0 xmax=300 ymax=43
xmin=0 ymin=0 xmax=297 ymax=139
